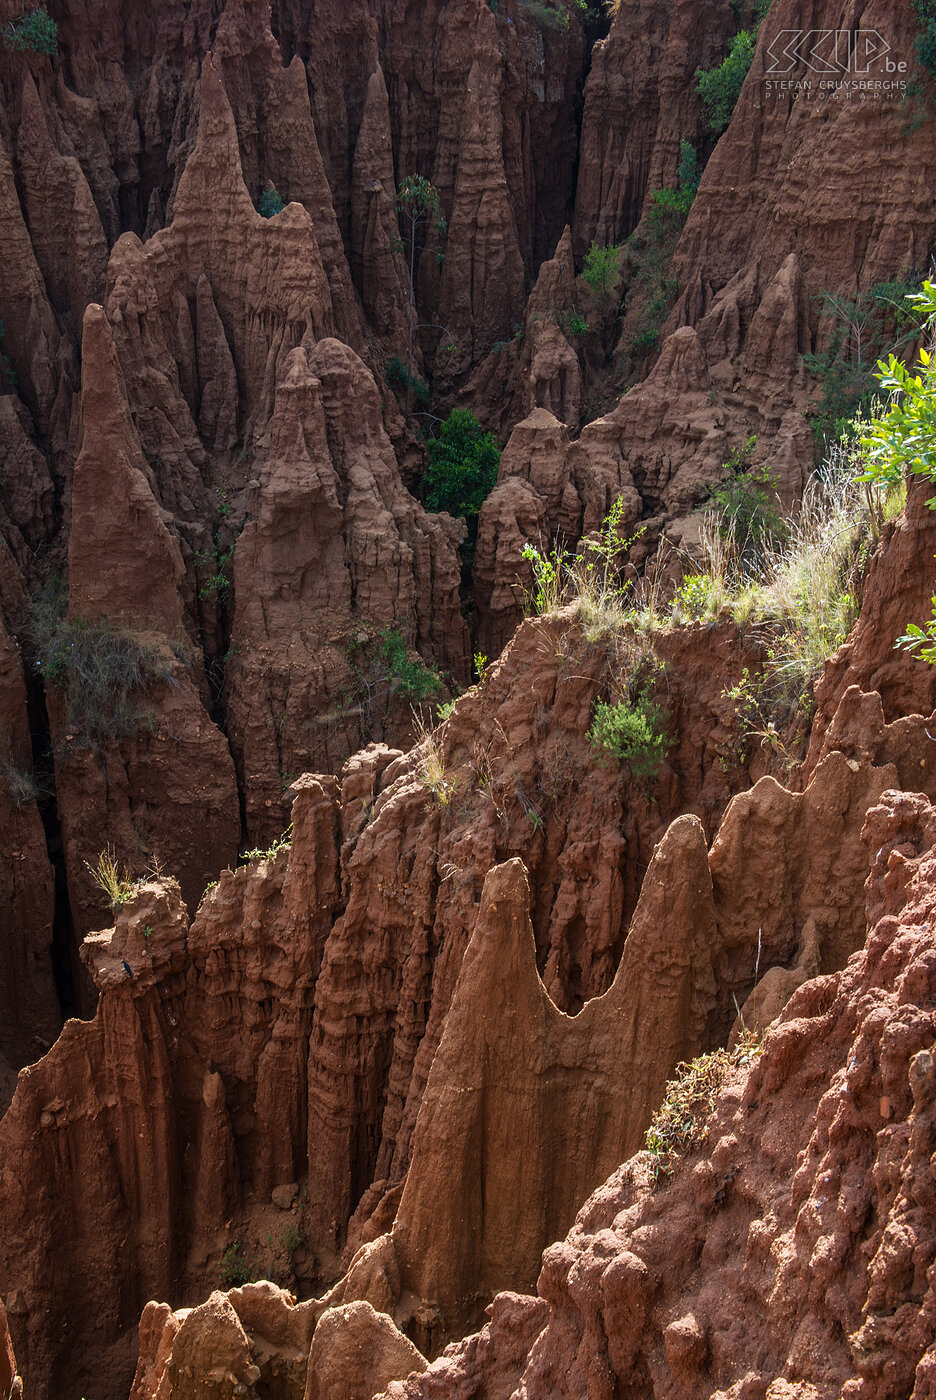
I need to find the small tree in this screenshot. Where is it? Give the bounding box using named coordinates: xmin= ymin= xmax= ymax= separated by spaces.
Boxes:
xmin=395 ymin=175 xmax=447 ymax=417
xmin=257 ymin=184 xmax=285 ymax=218
xmin=582 ymin=242 xmax=621 ymax=296
xmin=859 ymin=280 xmax=936 ymax=660
xmin=2 ymin=4 xmax=58 ymax=54
xmin=423 ymin=409 xmax=500 ymax=525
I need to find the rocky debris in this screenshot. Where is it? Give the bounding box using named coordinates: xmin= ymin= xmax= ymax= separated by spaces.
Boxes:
xmin=130 ymin=1283 xmax=318 ymax=1400
xmin=305 ymin=1301 xmax=427 ymax=1400
xmin=129 ymin=1286 xmax=424 ymax=1400
xmin=381 ymin=1291 xmax=548 ymax=1400
xmin=389 ymin=785 xmax=936 ymax=1400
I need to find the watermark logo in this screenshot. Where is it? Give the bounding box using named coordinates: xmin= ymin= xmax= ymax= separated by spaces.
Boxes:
xmin=763 ymin=27 xmax=907 ymax=101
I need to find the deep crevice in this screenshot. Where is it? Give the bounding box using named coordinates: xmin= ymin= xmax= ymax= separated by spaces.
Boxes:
xmin=27 ymin=675 xmax=77 ymax=1021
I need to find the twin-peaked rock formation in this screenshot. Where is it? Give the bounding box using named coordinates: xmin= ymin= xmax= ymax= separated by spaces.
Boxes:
xmin=383 ymin=785 xmax=936 ymax=1400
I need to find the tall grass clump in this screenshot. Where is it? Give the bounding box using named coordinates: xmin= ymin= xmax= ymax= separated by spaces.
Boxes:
xmin=670 ymin=432 xmax=896 ymax=759
xmin=522 ymin=496 xmax=646 ymax=641
xmin=31 ymin=579 xmax=176 ymax=746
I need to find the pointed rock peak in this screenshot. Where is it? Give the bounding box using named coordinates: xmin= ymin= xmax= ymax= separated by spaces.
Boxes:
xmin=70 ymin=305 xmax=185 ymax=633
xmin=198 ymin=52 xmax=239 ymax=146
xmin=477 ymin=855 xmax=532 ymax=928
xmin=17 ymin=69 xmax=51 ymax=153
xmin=306 ymin=339 xmax=383 ymax=439
xmin=634 ymin=325 xmax=710 ymax=398
xmin=553 ymin=224 xmax=574 ymax=273
xmin=268 ymin=345 xmax=328 ymax=457
xmin=527 ymin=224 xmax=576 ymax=318
xmin=213 ymin=0 xmax=279 ymax=63
xmin=454 ymin=857 xmax=556 ymax=1017
xmin=613 ymin=813 xmax=716 ymax=969
xmin=354 ymin=64 xmax=396 ymax=192
xmin=79 ymin=303 xmax=135 ymax=444
xmin=173 ymin=54 xmax=255 ymax=220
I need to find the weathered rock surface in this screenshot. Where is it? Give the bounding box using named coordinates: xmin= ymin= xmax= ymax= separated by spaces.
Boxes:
xmin=390 ymin=785 xmax=936 ymax=1400
xmin=0 ymin=1295 xmax=21 ymax=1400
xmin=0 ymin=594 xmax=58 ymax=1082
xmin=225 ymin=336 xmax=469 ymax=840
xmin=572 ymin=0 xmax=734 ymax=256
xmin=3 ymin=564 xmax=928 ymax=1397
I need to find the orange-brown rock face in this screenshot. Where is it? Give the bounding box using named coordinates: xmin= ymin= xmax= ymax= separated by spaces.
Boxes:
xmin=389 ymin=786 xmax=936 ymax=1400
xmin=0 ymin=1296 xmax=20 ymax=1400
xmin=225 ymin=336 xmax=469 ymax=840
xmin=572 ymin=0 xmax=734 ymax=255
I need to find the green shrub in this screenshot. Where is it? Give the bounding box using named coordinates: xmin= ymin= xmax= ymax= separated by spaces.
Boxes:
xmin=696 ymin=29 xmax=756 ymax=133
xmin=554 ymin=308 xmax=588 ymax=339
xmin=423 ymin=409 xmax=500 ymax=521
xmin=646 ymin=141 xmax=700 ymax=243
xmin=674 ymin=573 xmax=715 ymax=621
xmin=582 ymin=242 xmax=621 ymax=295
xmin=803 ymin=279 xmax=923 ymax=450
xmin=2 ymin=4 xmax=58 ymax=55
xmin=220 ymin=1240 xmax=259 ymax=1287
xmin=31 ymin=582 xmax=176 ymax=746
xmin=257 ymin=185 xmax=285 ymax=218
xmin=644 ymin=1032 xmax=762 ymax=1182
xmin=519 ymin=0 xmax=570 ymax=30
xmin=706 ymin=438 xmax=787 ymax=566
xmin=194 ymin=541 xmax=235 ymax=600
xmin=385 ymin=356 xmax=429 ymax=408
xmin=587 ymin=693 xmax=671 ymax=781
xmin=858 ymin=280 xmax=936 ymax=661
xmin=912 ymin=0 xmax=936 ymax=80
xmin=378 ymin=627 xmax=444 ymax=700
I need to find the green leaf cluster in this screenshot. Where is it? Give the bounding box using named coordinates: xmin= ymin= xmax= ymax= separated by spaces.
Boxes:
xmin=423 ymin=409 xmax=500 ymax=522
xmin=257 ymin=185 xmax=285 ymax=218
xmin=377 ymin=628 xmax=444 ymax=701
xmin=3 ymin=4 xmax=58 ymax=55
xmin=696 ymin=29 xmax=757 ymax=133
xmin=858 ymin=282 xmax=936 ymax=492
xmin=587 ymin=693 xmax=672 ymax=782
xmin=582 ymin=242 xmax=621 ymax=295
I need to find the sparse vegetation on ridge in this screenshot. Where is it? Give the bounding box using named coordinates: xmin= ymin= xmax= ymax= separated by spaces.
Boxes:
xmin=645 ymin=1029 xmax=762 ymax=1182
xmin=87 ymin=847 xmax=138 ymax=911
xmin=31 ymin=580 xmax=177 ymax=747
xmin=241 ymin=825 xmax=293 ymax=863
